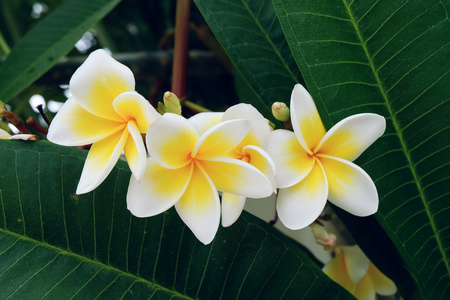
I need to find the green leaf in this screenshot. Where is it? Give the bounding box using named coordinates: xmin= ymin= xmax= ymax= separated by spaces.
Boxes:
xmin=0 ymin=140 xmax=353 ymax=299
xmin=194 ymin=0 xmax=302 ymax=125
xmin=0 ymin=0 xmax=121 ymax=103
xmin=273 ymin=0 xmax=450 ymax=298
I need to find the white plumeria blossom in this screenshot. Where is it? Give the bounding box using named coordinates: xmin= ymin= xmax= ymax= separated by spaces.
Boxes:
xmin=47 ymin=49 xmax=160 ymax=194
xmin=323 ymin=245 xmax=397 ymax=300
xmin=267 ymin=84 xmax=385 ymax=230
xmin=127 ymin=112 xmax=273 ymax=244
xmin=188 ymin=104 xmax=276 ymax=227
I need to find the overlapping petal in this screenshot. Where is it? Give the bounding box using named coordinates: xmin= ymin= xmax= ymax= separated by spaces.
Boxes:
xmin=175 ymin=162 xmax=220 ymax=245
xmin=70 ymin=49 xmax=134 ymax=122
xmin=315 ymin=113 xmax=386 ymax=161
xmin=276 ymin=160 xmax=328 ymax=229
xmin=76 ymin=129 xmax=128 ymax=194
xmin=201 ymin=156 xmax=273 ymax=198
xmin=0 ymin=129 xmax=11 ymax=139
xmin=322 ymin=250 xmax=356 ymax=294
xmin=188 ymin=112 xmax=223 ymax=135
xmin=221 ymin=193 xmax=246 ymax=227
xmin=342 ymin=245 xmax=371 ymax=284
xmin=242 ymin=145 xmax=276 ymax=192
xmin=124 ymin=121 xmax=147 ymax=180
xmin=193 ymin=119 xmax=251 ymax=159
xmin=47 ymin=98 xmax=125 ymax=146
xmin=367 ymin=264 xmax=397 ymax=295
xmin=266 ymin=129 xmax=314 ymax=188
xmin=127 ymin=158 xmax=192 ymax=217
xmin=318 ymin=154 xmax=378 ymax=216
xmin=353 ymin=273 xmax=375 ymax=300
xmin=290 ymin=84 xmax=326 ymax=153
xmin=146 ymin=113 xmax=198 ymax=169
xmin=113 ymin=91 xmax=160 ymax=132
xmin=222 ymin=103 xmax=271 ymax=148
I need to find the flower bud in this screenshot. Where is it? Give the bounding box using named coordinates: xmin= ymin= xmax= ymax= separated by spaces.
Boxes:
xmin=164 ymin=91 xmax=182 ymax=115
xmin=271 ymin=102 xmax=290 ymax=122
xmin=311 ymin=223 xmax=336 ymax=250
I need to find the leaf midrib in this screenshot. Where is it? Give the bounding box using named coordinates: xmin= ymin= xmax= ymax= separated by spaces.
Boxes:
xmin=0 ymin=228 xmax=193 ymax=299
xmin=342 ymin=0 xmax=450 ymax=277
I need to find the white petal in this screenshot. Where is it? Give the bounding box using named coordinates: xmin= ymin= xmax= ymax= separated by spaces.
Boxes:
xmin=76 ymin=128 xmax=128 ymax=194
xmin=47 ymin=98 xmax=125 ymax=146
xmin=266 ymin=129 xmax=314 ymax=188
xmin=127 ymin=158 xmax=192 ymax=217
xmin=201 ymin=156 xmax=273 ymax=198
xmin=124 ymin=121 xmax=147 ymax=180
xmin=276 ymin=160 xmax=328 ymax=230
xmin=0 ymin=128 xmax=11 ymax=139
xmin=221 ymin=193 xmax=246 ymax=227
xmin=318 ymin=154 xmax=378 ymax=216
xmin=242 ymin=145 xmax=277 ymax=192
xmin=341 ymin=245 xmax=371 ymax=284
xmin=222 ymin=103 xmax=271 ymax=148
xmin=290 ymin=84 xmax=326 ymax=153
xmin=175 ymin=162 xmax=220 ymax=245
xmin=315 ymin=113 xmax=386 ymax=161
xmin=193 ymin=119 xmax=251 ymax=159
xmin=113 ymin=91 xmax=160 ymax=132
xmin=146 ymin=113 xmax=198 ymax=169
xmin=188 ymin=112 xmax=223 ymax=135
xmin=70 ymin=49 xmax=134 ymax=122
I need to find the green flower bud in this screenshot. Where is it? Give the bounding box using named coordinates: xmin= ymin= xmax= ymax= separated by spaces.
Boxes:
xmin=164 ymin=91 xmax=182 ymax=115
xmin=272 ymin=102 xmax=290 ymax=122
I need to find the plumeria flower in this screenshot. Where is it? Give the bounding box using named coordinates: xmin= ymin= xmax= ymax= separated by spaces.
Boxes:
xmin=323 ymin=245 xmax=397 ymax=300
xmin=189 ymin=104 xmax=276 ymax=227
xmin=267 ymin=84 xmax=385 ymax=229
xmin=0 ymin=128 xmax=38 ymax=140
xmin=127 ymin=112 xmax=273 ymax=244
xmin=48 ymin=49 xmax=160 ymax=194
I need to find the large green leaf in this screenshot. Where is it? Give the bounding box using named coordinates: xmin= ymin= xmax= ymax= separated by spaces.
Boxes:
xmin=0 ymin=140 xmax=353 ymax=299
xmin=194 ymin=0 xmax=302 ymax=124
xmin=0 ymin=0 xmax=121 ymax=103
xmin=273 ymin=0 xmax=450 ymax=298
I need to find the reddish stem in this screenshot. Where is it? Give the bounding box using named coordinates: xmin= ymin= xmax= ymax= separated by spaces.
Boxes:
xmin=26 ymin=117 xmax=48 ymax=134
xmin=171 ymin=0 xmax=191 ymax=100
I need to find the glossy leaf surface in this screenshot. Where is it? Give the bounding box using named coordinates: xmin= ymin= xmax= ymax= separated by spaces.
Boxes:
xmin=273 ymin=0 xmax=450 ymax=298
xmin=0 ymin=140 xmax=353 ymax=299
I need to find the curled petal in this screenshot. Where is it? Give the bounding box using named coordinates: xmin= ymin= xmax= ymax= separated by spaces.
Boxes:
xmin=127 ymin=158 xmax=192 ymax=217
xmin=175 ymin=162 xmax=220 ymax=245
xmin=47 ymin=98 xmax=125 ymax=146
xmin=353 ymin=273 xmax=375 ymax=300
xmin=316 ymin=113 xmax=386 ymax=161
xmin=188 ymin=112 xmax=223 ymax=135
xmin=124 ymin=121 xmax=147 ymax=180
xmin=276 ymin=160 xmax=328 ymax=230
xmin=76 ymin=129 xmax=128 ymax=194
xmin=323 ymin=250 xmax=356 ymax=294
xmin=367 ymin=264 xmax=397 ymax=296
xmin=0 ymin=128 xmax=11 ymax=139
xmin=201 ymin=156 xmax=273 ymax=199
xmin=341 ymin=245 xmax=371 ymax=284
xmin=193 ymin=119 xmax=251 ymax=159
xmin=290 ymin=84 xmax=326 ymax=153
xmin=70 ymin=49 xmax=135 ymax=122
xmin=221 ymin=193 xmax=246 ymax=227
xmin=222 ymin=103 xmax=271 ymax=148
xmin=146 ymin=113 xmax=198 ymax=169
xmin=113 ymin=91 xmax=160 ymax=132
xmin=318 ymin=155 xmax=378 ymax=216
xmin=242 ymin=145 xmax=276 ymax=192
xmin=266 ymin=129 xmax=314 ymax=188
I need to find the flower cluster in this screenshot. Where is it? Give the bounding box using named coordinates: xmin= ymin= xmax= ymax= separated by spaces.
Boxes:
xmin=47 ymin=49 xmax=385 ymax=245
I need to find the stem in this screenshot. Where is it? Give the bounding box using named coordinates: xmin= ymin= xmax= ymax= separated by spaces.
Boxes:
xmin=171 ymin=0 xmax=191 ymax=100
xmin=183 ymin=100 xmax=211 ymax=113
